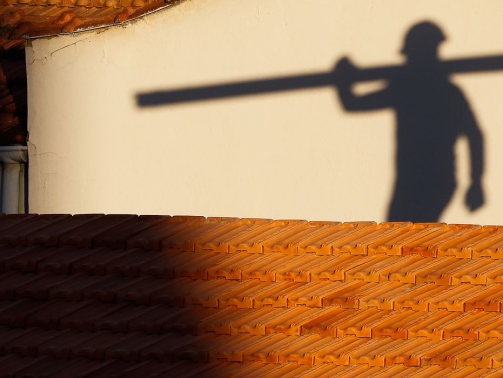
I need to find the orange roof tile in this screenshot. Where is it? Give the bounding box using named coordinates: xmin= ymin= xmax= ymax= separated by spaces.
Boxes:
xmin=0 ymin=0 xmax=181 ymax=50
xmin=3 ymin=214 xmax=503 ymax=376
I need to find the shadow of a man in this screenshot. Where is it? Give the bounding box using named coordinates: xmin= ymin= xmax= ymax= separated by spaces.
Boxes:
xmin=335 ymin=21 xmax=485 ymax=222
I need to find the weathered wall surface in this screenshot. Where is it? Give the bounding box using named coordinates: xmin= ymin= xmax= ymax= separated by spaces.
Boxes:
xmin=26 ymin=0 xmax=503 ymax=223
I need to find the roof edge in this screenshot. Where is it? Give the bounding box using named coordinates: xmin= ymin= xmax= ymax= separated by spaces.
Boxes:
xmin=1 ymin=0 xmax=185 ymax=49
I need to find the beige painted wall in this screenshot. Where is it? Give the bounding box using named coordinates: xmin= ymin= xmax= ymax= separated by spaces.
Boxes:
xmin=26 ymin=0 xmax=503 ymax=223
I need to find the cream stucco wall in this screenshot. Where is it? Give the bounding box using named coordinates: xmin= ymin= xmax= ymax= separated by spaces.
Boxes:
xmin=26 ymin=0 xmax=503 ymax=223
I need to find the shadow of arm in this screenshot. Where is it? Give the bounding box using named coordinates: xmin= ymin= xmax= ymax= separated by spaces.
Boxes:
xmin=460 ymin=95 xmax=485 ymax=211
xmin=334 ymin=58 xmax=393 ymax=112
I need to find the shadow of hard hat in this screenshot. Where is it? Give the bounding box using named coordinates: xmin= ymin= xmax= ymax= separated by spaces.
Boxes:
xmin=401 ymin=21 xmax=446 ymax=55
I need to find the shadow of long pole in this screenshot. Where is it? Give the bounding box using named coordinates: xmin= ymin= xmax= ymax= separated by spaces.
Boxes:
xmin=137 ymin=55 xmax=503 ymax=107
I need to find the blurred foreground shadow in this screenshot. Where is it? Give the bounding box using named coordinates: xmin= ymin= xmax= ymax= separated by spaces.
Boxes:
xmin=137 ymin=21 xmax=503 ymax=222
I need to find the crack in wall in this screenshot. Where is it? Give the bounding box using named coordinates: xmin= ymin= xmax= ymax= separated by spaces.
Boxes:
xmin=49 ymin=36 xmax=93 ymax=57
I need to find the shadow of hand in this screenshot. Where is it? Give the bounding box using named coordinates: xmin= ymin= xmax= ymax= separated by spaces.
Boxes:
xmin=334 ymin=57 xmax=358 ymax=85
xmin=465 ymin=182 xmax=484 ymax=211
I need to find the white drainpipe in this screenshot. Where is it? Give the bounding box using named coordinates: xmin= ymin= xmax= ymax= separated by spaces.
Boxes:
xmin=0 ymin=146 xmax=28 ymax=214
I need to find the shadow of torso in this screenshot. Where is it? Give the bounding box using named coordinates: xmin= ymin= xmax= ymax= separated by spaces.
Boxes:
xmin=388 ymin=66 xmax=480 ymax=221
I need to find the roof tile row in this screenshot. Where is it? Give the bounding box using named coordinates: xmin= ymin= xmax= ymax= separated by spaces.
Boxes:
xmin=3 ymin=215 xmax=503 ymax=258
xmin=5 ymin=242 xmax=503 ymax=287
xmin=7 ymin=326 xmax=503 ymax=369
xmin=4 ymin=355 xmax=501 ymax=378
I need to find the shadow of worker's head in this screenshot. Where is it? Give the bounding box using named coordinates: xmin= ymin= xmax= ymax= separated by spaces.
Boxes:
xmin=401 ymin=21 xmax=446 ymax=64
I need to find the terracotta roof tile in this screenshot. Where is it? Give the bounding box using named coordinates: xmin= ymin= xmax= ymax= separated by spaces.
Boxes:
xmin=25 ymin=214 xmax=104 ymax=246
xmin=4 ymin=215 xmax=503 ymax=375
xmin=0 ymin=0 xmax=181 ymax=47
